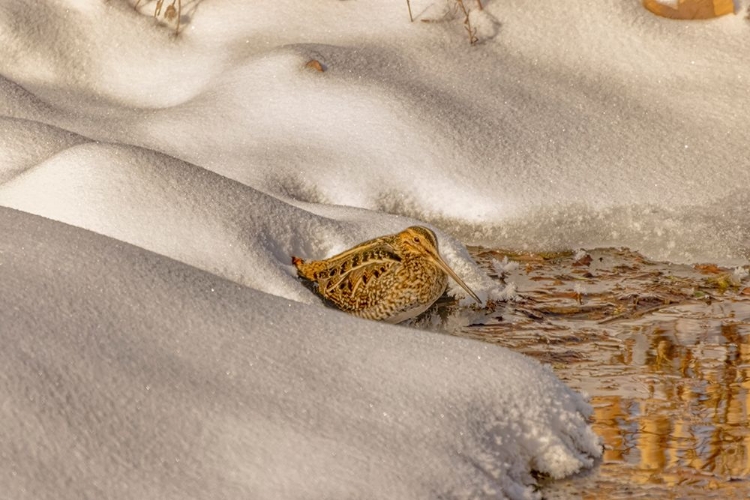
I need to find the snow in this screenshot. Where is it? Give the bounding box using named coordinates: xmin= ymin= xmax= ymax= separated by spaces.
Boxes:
xmin=3 ymin=1 xmax=748 ymax=264
xmin=1 ymin=207 xmax=600 ymax=499
xmin=2 ymin=0 xmax=749 ymax=497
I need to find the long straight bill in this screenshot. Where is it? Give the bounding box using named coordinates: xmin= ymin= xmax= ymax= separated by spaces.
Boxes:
xmin=431 ymin=255 xmax=482 ymax=304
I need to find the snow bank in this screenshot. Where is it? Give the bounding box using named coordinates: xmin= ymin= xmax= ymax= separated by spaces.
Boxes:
xmin=0 ymin=138 xmax=496 ymax=304
xmin=0 ymin=208 xmax=600 ymax=499
xmin=2 ymin=0 xmax=749 ymax=263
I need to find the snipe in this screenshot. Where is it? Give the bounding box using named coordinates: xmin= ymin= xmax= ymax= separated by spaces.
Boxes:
xmin=292 ymin=226 xmax=481 ymax=323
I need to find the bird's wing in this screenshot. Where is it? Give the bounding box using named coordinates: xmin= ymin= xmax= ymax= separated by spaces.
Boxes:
xmin=321 ymin=240 xmax=402 ymax=298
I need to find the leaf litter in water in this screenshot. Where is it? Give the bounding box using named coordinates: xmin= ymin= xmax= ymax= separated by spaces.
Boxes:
xmin=411 ymin=247 xmax=750 ymax=498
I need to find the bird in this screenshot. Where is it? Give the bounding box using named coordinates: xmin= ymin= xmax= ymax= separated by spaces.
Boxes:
xmin=292 ymin=226 xmax=481 ymax=323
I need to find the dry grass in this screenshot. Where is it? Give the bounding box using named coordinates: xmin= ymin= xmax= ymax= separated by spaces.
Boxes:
xmin=407 ymin=0 xmax=486 ymax=45
xmin=455 ymin=0 xmax=478 ymax=45
xmin=134 ymin=0 xmax=182 ymax=34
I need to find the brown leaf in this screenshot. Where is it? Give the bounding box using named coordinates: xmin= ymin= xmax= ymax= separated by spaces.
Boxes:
xmin=694 ymin=264 xmax=723 ymax=275
xmin=572 ymin=254 xmax=592 ymax=267
xmin=305 ymin=60 xmax=325 ymax=72
xmin=741 ymin=287 xmax=750 ymax=296
xmin=164 ymin=4 xmax=177 ymax=21
xmin=643 ymin=0 xmax=734 ymax=20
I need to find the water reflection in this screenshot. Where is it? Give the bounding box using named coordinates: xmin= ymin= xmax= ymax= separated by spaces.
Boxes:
xmin=581 ymin=304 xmax=750 ymax=492
xmin=459 ymin=247 xmax=750 ymax=495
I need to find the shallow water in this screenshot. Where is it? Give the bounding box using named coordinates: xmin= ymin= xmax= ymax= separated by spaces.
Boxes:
xmin=436 ymin=248 xmax=750 ymax=498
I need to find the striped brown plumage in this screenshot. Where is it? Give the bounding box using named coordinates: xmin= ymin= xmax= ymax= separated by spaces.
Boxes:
xmin=292 ymin=226 xmax=481 ymax=323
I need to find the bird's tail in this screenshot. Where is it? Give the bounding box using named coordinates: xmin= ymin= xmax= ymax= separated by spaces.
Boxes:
xmin=292 ymin=256 xmax=311 ymax=279
xmin=292 ymin=256 xmax=325 ymax=281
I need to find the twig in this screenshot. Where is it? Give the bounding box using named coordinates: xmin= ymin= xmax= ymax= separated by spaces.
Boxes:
xmin=134 ymin=0 xmax=182 ymax=35
xmin=406 ymin=0 xmax=413 ymax=22
xmin=455 ymin=0 xmax=478 ymax=45
xmin=176 ymin=0 xmax=181 ymax=34
xmin=164 ymin=0 xmax=181 ymax=34
xmin=597 ymin=302 xmax=675 ymax=324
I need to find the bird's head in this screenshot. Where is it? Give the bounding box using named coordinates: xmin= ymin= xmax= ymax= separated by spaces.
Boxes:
xmin=397 ymin=226 xmax=481 ymax=304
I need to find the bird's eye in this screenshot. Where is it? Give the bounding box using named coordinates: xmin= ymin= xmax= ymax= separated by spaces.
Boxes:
xmin=414 ymin=237 xmax=420 ymax=243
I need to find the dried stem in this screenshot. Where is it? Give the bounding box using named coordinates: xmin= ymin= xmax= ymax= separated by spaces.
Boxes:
xmin=406 ymin=0 xmax=413 ymax=22
xmin=134 ymin=0 xmax=182 ymax=35
xmin=175 ymin=0 xmax=181 ymax=34
xmin=455 ymin=0 xmax=478 ymax=45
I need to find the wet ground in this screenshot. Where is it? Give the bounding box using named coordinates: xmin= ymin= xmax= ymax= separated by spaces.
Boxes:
xmin=426 ymin=247 xmax=750 ymax=499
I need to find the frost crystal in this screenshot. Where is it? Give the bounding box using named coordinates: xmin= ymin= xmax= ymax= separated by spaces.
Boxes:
xmin=491 ymin=256 xmax=519 ymax=277
xmin=733 ymin=266 xmax=749 ymax=282
xmin=502 ymin=281 xmax=518 ymax=301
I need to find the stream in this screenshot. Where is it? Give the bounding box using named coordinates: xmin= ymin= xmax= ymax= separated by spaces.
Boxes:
xmin=424 ymin=247 xmax=750 ymax=498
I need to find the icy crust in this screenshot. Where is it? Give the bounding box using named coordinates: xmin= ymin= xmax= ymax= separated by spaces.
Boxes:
xmin=0 ymin=208 xmax=601 ymax=500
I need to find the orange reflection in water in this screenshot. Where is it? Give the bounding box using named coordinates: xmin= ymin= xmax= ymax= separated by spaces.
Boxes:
xmin=589 ymin=308 xmax=750 ymax=488
xmin=464 ymin=246 xmax=750 ymax=496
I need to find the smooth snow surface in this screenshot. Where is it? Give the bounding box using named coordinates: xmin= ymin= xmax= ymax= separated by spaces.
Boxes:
xmin=3 ymin=0 xmax=747 ymax=497
xmin=2 ymin=0 xmax=749 ymax=264
xmin=1 ymin=208 xmax=600 ymax=499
